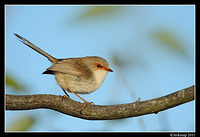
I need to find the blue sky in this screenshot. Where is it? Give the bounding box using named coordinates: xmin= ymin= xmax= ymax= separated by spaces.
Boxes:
xmin=5 ymin=5 xmax=195 ymax=131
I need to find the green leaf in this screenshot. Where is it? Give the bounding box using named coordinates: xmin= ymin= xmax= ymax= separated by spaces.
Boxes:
xmin=7 ymin=116 xmax=35 ymax=131
xmin=6 ymin=74 xmax=22 ymax=90
xmin=152 ymin=30 xmax=186 ymax=54
xmin=78 ymin=6 xmax=121 ymax=19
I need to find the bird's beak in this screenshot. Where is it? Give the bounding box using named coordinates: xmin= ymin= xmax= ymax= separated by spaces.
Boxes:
xmin=105 ymin=67 xmax=113 ymax=72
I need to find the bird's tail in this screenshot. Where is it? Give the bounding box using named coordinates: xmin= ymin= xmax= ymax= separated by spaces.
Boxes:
xmin=14 ymin=33 xmax=58 ymax=63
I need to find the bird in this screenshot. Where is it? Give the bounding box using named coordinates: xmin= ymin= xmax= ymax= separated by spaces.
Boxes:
xmin=14 ymin=33 xmax=113 ymax=111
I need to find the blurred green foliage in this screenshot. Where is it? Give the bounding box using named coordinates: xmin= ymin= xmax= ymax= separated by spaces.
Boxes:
xmin=77 ymin=6 xmax=122 ymax=19
xmin=7 ymin=116 xmax=35 ymax=131
xmin=6 ymin=74 xmax=23 ymax=90
xmin=6 ymin=73 xmax=27 ymax=93
xmin=152 ymin=30 xmax=186 ymax=55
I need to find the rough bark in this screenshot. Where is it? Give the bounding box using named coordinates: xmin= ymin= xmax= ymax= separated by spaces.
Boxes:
xmin=6 ymin=85 xmax=194 ymax=120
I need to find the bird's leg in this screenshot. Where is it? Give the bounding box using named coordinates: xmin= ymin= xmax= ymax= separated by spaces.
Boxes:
xmin=61 ymin=88 xmax=70 ymax=101
xmin=61 ymin=88 xmax=69 ymax=97
xmin=69 ymin=89 xmax=93 ymax=113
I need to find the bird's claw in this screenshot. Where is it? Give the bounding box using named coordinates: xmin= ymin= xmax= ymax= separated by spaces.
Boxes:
xmin=80 ymin=101 xmax=94 ymax=114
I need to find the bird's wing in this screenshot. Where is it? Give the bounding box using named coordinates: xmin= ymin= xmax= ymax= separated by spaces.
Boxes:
xmin=45 ymin=58 xmax=92 ymax=78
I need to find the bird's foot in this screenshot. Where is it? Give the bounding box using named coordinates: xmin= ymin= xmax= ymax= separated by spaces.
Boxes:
xmin=62 ymin=95 xmax=70 ymax=101
xmin=80 ymin=101 xmax=94 ymax=114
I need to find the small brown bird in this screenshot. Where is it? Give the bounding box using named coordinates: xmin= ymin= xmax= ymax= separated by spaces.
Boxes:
xmin=14 ymin=33 xmax=113 ymax=110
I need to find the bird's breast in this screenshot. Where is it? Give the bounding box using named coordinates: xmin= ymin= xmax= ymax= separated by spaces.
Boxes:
xmin=54 ymin=72 xmax=101 ymax=94
xmin=93 ymin=70 xmax=108 ymax=88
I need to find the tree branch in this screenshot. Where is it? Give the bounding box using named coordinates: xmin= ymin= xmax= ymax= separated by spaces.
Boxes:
xmin=6 ymin=85 xmax=194 ymax=120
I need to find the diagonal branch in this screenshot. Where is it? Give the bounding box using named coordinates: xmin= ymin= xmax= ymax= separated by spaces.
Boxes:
xmin=6 ymin=85 xmax=194 ymax=120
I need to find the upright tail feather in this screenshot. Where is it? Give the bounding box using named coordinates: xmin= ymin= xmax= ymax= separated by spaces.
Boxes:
xmin=14 ymin=33 xmax=58 ymax=63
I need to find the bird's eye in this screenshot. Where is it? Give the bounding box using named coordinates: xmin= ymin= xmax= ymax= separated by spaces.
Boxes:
xmin=96 ymin=64 xmax=101 ymax=68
